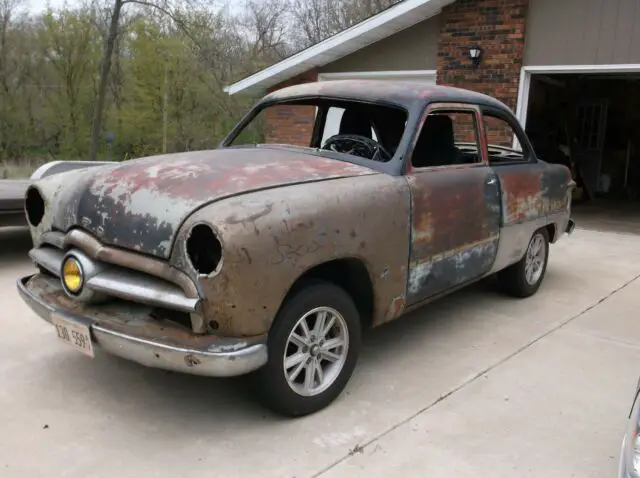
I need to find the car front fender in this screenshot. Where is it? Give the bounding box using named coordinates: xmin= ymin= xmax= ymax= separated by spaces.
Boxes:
xmin=170 ymin=173 xmax=412 ymax=337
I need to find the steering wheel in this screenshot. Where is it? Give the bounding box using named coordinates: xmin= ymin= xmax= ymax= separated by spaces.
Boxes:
xmin=322 ymin=134 xmax=392 ymax=162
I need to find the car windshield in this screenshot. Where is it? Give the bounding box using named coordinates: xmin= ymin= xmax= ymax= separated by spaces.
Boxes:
xmin=225 ymin=98 xmax=409 ymax=163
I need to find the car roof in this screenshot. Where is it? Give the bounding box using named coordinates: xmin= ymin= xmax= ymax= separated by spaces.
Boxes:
xmin=260 ymin=79 xmax=510 ymax=112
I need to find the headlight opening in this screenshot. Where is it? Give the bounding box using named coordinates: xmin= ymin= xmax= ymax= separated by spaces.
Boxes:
xmin=186 ymin=224 xmax=223 ymax=276
xmin=25 ymin=186 xmax=45 ymax=227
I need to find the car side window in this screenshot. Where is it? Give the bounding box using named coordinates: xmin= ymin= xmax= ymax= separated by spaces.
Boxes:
xmin=410 ymin=110 xmax=481 ymax=168
xmin=483 ymin=113 xmax=530 ymax=164
xmin=320 ymin=107 xmax=378 ymax=144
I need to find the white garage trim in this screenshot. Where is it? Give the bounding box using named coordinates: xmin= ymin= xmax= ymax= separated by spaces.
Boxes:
xmin=515 ymin=64 xmax=640 ymax=131
xmin=318 ymin=70 xmax=437 ymax=82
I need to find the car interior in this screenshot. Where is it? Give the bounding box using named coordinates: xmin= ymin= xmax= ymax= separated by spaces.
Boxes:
xmin=315 ymin=101 xmax=408 ymax=162
xmin=320 ymin=106 xmax=483 ymax=167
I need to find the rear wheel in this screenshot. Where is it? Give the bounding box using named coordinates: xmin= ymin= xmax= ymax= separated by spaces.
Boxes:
xmin=497 ymin=228 xmax=550 ymax=298
xmin=254 ymin=279 xmax=361 ymax=417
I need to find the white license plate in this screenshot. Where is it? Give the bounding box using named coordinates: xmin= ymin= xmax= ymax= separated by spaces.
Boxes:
xmin=51 ymin=314 xmax=95 ymax=358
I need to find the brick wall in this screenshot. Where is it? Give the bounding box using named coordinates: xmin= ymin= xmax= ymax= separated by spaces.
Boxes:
xmin=437 ymin=0 xmax=529 ymax=115
xmin=264 ymin=69 xmax=318 ymax=146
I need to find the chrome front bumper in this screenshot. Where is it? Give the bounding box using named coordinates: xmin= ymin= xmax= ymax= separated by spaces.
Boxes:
xmin=17 ymin=274 xmax=268 ymax=377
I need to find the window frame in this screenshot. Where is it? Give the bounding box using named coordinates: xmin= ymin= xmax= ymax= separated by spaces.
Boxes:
xmin=405 ymin=102 xmax=488 ymax=174
xmin=480 ymin=105 xmax=537 ymax=166
xmin=219 ymin=95 xmax=412 ymax=177
xmin=223 ymin=96 xmax=406 ymax=153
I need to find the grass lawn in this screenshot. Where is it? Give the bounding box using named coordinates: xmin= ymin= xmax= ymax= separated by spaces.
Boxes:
xmin=1 ymin=158 xmax=51 ymax=179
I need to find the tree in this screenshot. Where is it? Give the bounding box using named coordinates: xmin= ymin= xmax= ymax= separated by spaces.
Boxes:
xmin=89 ymin=0 xmax=195 ymax=161
xmin=0 ymin=0 xmax=402 ymax=170
xmin=290 ymin=0 xmax=400 ymax=47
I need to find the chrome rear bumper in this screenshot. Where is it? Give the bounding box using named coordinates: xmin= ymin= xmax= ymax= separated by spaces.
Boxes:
xmin=17 ymin=274 xmax=268 ymax=377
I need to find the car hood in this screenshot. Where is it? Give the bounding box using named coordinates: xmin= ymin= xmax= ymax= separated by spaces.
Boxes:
xmin=39 ymin=148 xmax=377 ymax=259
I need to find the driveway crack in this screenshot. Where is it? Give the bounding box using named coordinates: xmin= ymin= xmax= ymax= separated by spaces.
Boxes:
xmin=311 ymin=270 xmax=640 ymax=478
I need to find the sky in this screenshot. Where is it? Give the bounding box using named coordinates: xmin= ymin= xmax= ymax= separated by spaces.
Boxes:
xmin=24 ymin=0 xmax=238 ymax=13
xmin=25 ymin=0 xmax=78 ymax=13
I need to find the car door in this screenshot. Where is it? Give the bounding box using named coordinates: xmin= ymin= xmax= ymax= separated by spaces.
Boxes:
xmin=480 ymin=105 xmax=551 ymax=272
xmin=405 ymin=103 xmax=502 ymax=306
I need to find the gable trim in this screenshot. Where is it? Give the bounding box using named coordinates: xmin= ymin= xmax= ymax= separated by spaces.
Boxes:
xmin=225 ymin=0 xmax=453 ymax=96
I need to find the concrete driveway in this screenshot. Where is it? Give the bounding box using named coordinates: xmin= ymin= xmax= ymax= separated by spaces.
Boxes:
xmin=1 ymin=224 xmax=639 ymax=478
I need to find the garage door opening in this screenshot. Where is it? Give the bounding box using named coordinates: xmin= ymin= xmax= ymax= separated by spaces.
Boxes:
xmin=523 ymin=72 xmax=640 ymax=233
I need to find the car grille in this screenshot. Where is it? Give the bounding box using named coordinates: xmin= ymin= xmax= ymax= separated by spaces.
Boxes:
xmin=29 ymin=229 xmax=201 ymax=326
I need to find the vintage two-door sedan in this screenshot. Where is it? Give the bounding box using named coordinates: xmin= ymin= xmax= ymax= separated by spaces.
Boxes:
xmin=17 ymin=81 xmax=576 ymax=416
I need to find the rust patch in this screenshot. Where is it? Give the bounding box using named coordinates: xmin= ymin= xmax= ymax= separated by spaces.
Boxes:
xmin=408 ymin=168 xmax=499 ymax=258
xmin=184 ymin=355 xmax=201 ymax=367
xmin=498 ymin=167 xmax=544 ymax=224
xmin=37 ymin=148 xmax=376 ymax=260
xmin=406 ymin=166 xmax=501 ymax=303
xmin=171 ymin=173 xmax=412 ymax=336
xmin=386 ymin=296 xmax=405 ymax=321
xmin=27 ymin=274 xmax=265 ymax=352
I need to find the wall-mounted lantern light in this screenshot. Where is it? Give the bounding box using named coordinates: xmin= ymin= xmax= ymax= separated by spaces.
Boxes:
xmin=469 ymin=45 xmax=483 ymax=67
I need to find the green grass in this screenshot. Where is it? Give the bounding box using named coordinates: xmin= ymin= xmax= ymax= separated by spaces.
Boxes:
xmin=0 ymin=158 xmax=51 ymax=179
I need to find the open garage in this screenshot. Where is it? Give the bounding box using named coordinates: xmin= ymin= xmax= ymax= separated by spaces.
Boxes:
xmin=517 ymin=67 xmax=640 ymax=233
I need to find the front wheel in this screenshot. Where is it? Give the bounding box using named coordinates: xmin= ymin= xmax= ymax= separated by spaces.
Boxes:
xmin=253 ymin=279 xmax=362 ymax=417
xmin=497 ymin=228 xmax=550 ymax=298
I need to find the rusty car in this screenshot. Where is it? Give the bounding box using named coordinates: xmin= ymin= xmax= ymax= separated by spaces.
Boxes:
xmin=17 ymin=80 xmax=576 ymax=417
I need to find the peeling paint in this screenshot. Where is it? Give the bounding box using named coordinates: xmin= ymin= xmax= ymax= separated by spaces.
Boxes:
xmin=407 ymin=166 xmax=501 ymax=303
xmin=31 ymin=148 xmax=377 ymax=260
xmin=172 ymin=173 xmax=412 ymax=336
xmin=385 ymin=296 xmax=405 ymax=320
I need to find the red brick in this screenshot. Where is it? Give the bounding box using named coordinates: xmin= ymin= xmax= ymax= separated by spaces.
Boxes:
xmin=262 ymin=70 xmax=318 ymax=146
xmin=436 ymin=0 xmax=529 ymax=113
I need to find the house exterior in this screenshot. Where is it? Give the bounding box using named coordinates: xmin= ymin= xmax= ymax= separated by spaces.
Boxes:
xmin=224 ymin=0 xmax=640 ymax=156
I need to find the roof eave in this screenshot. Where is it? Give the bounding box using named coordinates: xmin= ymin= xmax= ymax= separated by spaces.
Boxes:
xmin=225 ymin=0 xmax=455 ymax=97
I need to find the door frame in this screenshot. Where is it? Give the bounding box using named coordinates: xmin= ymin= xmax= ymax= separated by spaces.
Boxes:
xmin=403 ymin=101 xmax=501 ymax=306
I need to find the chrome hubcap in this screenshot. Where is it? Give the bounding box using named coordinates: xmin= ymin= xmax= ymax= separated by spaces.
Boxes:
xmin=283 ymin=306 xmax=349 ymax=397
xmin=525 ymin=233 xmax=546 ymax=285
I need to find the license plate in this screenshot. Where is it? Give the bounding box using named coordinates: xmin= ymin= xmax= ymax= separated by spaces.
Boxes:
xmin=51 ymin=314 xmax=95 ymax=358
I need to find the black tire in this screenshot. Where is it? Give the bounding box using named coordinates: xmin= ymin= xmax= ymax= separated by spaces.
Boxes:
xmin=253 ymin=279 xmax=362 ymax=417
xmin=497 ymin=228 xmax=550 ymax=298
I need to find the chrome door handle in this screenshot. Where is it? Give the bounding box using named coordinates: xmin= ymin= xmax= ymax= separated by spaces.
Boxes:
xmin=487 ymin=178 xmax=497 ymax=185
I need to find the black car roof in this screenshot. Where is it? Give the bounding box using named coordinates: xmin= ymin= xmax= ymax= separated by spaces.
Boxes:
xmin=260 ymin=79 xmax=510 ymax=112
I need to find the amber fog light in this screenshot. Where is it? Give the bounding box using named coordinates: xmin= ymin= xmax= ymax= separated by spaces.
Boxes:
xmin=62 ymin=256 xmax=84 ymax=294
xmin=25 ymin=186 xmax=45 ymax=227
